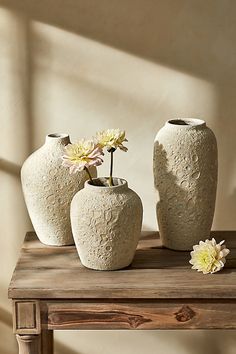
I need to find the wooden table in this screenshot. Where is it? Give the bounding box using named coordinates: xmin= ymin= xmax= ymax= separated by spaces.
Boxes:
xmin=8 ymin=231 xmax=236 ymax=354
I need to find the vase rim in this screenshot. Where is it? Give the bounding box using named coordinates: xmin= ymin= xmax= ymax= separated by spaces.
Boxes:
xmin=166 ymin=118 xmax=206 ymax=128
xmin=85 ymin=177 xmax=128 ymax=190
xmin=47 ymin=133 xmax=69 ymax=139
xmin=45 ymin=133 xmax=70 ymax=145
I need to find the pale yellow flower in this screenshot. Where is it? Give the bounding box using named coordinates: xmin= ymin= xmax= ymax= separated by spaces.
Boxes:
xmin=62 ymin=139 xmax=104 ymax=174
xmin=189 ymin=238 xmax=230 ymax=274
xmin=96 ymin=129 xmax=128 ymax=151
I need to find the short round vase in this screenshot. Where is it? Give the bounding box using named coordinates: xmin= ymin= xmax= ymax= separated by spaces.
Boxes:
xmin=21 ymin=133 xmax=96 ymax=246
xmin=71 ymin=177 xmax=143 ymax=270
xmin=153 ymin=118 xmax=218 ymax=251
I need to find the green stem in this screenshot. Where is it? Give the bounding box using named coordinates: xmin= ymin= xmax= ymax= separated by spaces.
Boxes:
xmin=109 ymin=150 xmax=114 ymax=186
xmin=84 ymin=166 xmax=93 ymax=185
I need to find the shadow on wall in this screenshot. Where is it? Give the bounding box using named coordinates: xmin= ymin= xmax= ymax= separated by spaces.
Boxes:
xmin=0 ymin=306 xmax=12 ymax=327
xmin=0 ymin=306 xmax=17 ymax=354
xmin=0 ymin=0 xmax=235 ymax=83
xmin=55 ymin=341 xmax=82 ymax=354
xmin=0 ymin=159 xmax=21 ymax=177
xmin=0 ymin=0 xmax=236 ymax=228
xmin=183 ymin=330 xmax=236 ymax=354
xmin=147 ymin=329 xmax=236 ymax=354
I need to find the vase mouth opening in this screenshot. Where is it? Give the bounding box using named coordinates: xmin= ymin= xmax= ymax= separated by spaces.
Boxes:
xmin=85 ymin=177 xmax=128 ymax=189
xmin=47 ymin=133 xmax=69 ymax=139
xmin=46 ymin=133 xmax=70 ymax=145
xmin=167 ymin=118 xmax=206 ymax=127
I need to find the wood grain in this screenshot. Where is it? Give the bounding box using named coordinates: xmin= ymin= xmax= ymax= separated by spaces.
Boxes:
xmin=41 ymin=330 xmax=53 ymax=354
xmin=43 ymin=301 xmax=236 ymax=330
xmin=8 ymin=231 xmax=236 ymax=299
xmin=13 ymin=300 xmax=41 ymax=334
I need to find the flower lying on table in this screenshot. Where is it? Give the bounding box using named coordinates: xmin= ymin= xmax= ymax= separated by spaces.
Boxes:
xmin=189 ymin=238 xmax=230 ymax=274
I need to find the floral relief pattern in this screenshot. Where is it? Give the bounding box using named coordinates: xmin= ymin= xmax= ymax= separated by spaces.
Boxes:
xmin=71 ymin=180 xmax=143 ymax=270
xmin=21 ymin=135 xmax=96 ymax=246
xmin=154 ymin=120 xmax=218 ymax=251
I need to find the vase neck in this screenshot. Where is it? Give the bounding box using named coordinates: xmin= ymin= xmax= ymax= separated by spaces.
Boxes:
xmin=45 ymin=133 xmax=70 ymax=147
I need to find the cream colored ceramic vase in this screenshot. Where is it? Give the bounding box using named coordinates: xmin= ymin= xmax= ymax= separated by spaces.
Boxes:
xmin=153 ymin=119 xmax=218 ymax=251
xmin=71 ymin=177 xmax=143 ymax=270
xmin=21 ymin=133 xmax=96 ymax=246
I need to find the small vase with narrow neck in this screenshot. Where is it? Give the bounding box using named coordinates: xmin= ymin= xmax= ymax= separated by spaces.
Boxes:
xmin=153 ymin=118 xmax=218 ymax=251
xmin=21 ymin=133 xmax=97 ymax=246
xmin=71 ymin=177 xmax=143 ymax=270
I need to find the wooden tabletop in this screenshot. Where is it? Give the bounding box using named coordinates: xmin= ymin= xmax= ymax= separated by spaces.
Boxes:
xmin=8 ymin=231 xmax=236 ymax=300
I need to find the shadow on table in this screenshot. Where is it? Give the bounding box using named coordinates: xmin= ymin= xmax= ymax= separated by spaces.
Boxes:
xmin=134 ymin=229 xmax=236 ymax=270
xmin=132 ymin=248 xmax=190 ymax=269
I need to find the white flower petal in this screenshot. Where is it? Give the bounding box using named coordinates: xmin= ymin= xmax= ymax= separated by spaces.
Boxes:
xmin=190 ymin=238 xmax=230 ymax=274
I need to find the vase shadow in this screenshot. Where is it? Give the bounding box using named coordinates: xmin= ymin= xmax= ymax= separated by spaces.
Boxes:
xmin=153 ymin=136 xmax=218 ymax=250
xmin=131 ymin=248 xmax=190 ymax=269
xmin=153 ymin=140 xmax=194 ymax=249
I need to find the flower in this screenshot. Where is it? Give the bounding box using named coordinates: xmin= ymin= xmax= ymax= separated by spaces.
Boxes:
xmin=189 ymin=238 xmax=230 ymax=274
xmin=62 ymin=139 xmax=104 ymax=174
xmin=95 ymin=129 xmax=128 ymax=152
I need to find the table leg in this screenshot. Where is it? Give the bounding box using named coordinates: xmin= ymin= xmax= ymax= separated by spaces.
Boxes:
xmin=41 ymin=330 xmax=53 ymax=354
xmin=16 ymin=334 xmax=40 ymax=354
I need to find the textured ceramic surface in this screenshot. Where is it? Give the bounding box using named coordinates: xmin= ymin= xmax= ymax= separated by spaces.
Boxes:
xmin=21 ymin=133 xmax=96 ymax=246
xmin=71 ymin=177 xmax=143 ymax=270
xmin=154 ymin=118 xmax=218 ymax=251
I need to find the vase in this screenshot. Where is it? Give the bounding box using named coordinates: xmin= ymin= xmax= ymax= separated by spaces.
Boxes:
xmin=153 ymin=118 xmax=218 ymax=251
xmin=71 ymin=177 xmax=143 ymax=270
xmin=21 ymin=133 xmax=96 ymax=246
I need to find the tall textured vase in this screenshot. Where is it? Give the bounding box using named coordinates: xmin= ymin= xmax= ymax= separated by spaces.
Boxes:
xmin=153 ymin=119 xmax=218 ymax=251
xmin=71 ymin=177 xmax=143 ymax=270
xmin=21 ymin=133 xmax=96 ymax=246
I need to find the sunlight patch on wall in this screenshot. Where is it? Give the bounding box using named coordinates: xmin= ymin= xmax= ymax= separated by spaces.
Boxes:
xmin=31 ymin=22 xmax=217 ymax=141
xmin=31 ymin=22 xmax=217 ymax=230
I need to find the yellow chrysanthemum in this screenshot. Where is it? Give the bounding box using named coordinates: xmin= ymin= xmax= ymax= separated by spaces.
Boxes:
xmin=62 ymin=139 xmax=104 ymax=174
xmin=189 ymin=238 xmax=230 ymax=274
xmin=96 ymin=129 xmax=128 ymax=151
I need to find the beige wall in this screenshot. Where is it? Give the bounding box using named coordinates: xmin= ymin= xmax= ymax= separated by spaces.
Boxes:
xmin=1 ymin=1 xmax=236 ymax=353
